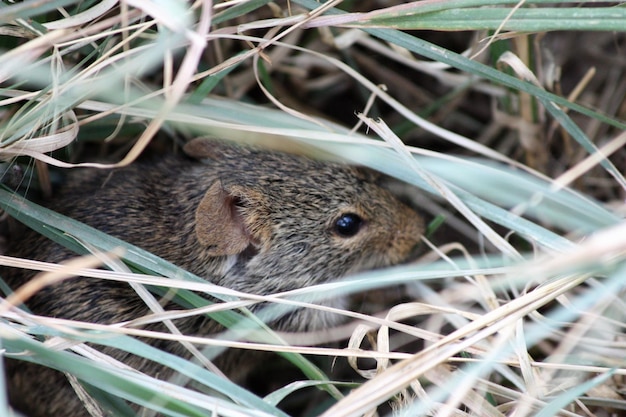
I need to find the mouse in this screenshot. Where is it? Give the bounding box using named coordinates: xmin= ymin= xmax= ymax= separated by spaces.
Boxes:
xmin=3 ymin=138 xmax=424 ymax=416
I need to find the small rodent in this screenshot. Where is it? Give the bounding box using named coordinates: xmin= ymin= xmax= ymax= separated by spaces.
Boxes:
xmin=3 ymin=138 xmax=423 ymax=417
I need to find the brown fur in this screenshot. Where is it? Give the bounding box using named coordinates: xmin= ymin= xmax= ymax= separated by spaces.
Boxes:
xmin=3 ymin=138 xmax=423 ymax=416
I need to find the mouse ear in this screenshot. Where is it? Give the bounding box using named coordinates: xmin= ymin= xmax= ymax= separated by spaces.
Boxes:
xmin=195 ymin=181 xmax=269 ymax=256
xmin=184 ymin=138 xmax=250 ymax=161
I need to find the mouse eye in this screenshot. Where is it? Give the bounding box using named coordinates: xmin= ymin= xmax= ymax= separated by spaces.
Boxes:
xmin=333 ymin=213 xmax=363 ymax=238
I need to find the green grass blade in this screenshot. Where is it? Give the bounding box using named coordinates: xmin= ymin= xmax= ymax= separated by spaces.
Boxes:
xmin=357 ymin=7 xmax=626 ymax=32
xmin=1 ymin=324 xmax=282 ymax=417
xmin=0 ymin=0 xmax=80 ymax=24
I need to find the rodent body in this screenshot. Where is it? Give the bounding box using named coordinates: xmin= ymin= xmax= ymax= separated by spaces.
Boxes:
xmin=3 ymin=138 xmax=423 ymax=416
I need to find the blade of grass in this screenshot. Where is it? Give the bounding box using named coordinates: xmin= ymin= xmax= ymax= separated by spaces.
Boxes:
xmin=340 ymin=7 xmax=626 ymax=32
xmin=212 ymin=0 xmax=273 ymax=26
xmin=10 ymin=322 xmax=290 ymax=416
xmin=0 ymin=0 xmax=81 ymax=24
xmin=1 ymin=323 xmax=282 ymax=417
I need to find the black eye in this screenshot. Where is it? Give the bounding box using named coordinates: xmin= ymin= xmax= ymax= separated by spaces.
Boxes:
xmin=333 ymin=213 xmax=363 ymax=238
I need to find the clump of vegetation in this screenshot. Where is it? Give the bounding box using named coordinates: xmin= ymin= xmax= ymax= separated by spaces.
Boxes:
xmin=1 ymin=1 xmax=625 ymax=416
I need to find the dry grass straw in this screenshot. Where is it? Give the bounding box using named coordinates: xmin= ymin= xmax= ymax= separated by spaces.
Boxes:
xmin=1 ymin=1 xmax=626 ymax=416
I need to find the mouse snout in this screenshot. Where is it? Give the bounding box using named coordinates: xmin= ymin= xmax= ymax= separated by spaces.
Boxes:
xmin=389 ymin=204 xmax=424 ymax=263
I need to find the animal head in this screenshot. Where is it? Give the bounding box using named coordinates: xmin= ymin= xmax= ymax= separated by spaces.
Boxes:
xmin=185 ymin=138 xmax=424 ymax=297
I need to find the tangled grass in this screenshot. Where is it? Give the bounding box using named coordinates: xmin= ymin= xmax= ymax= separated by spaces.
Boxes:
xmin=1 ymin=1 xmax=625 ymax=416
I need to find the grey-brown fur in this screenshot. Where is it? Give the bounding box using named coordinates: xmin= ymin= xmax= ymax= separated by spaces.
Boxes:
xmin=3 ymin=138 xmax=423 ymax=416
